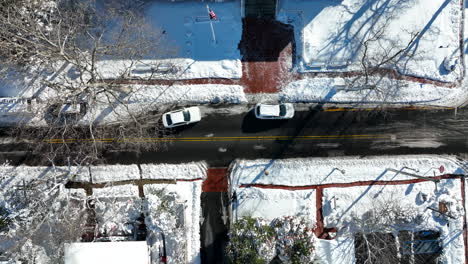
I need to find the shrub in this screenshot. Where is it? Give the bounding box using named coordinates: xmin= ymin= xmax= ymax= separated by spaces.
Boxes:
xmin=227 ymin=216 xmax=316 ymax=264
xmin=227 ymin=217 xmax=276 ymax=264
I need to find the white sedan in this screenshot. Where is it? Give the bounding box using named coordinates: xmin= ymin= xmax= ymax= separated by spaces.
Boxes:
xmin=162 ymin=107 xmax=201 ymax=128
xmin=254 ymin=103 xmax=295 ymax=119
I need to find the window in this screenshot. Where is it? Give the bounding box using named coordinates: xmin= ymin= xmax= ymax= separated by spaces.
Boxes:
xmin=279 ymin=104 xmax=286 ymax=116
xmin=165 ymin=115 xmax=172 ymax=126
xmin=183 ymin=110 xmax=191 ymax=121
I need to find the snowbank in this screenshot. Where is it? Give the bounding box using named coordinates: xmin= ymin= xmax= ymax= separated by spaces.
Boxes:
xmin=91 ymin=165 xmax=140 ymax=183
xmin=140 ymin=162 xmax=207 ymax=180
xmin=127 ymin=84 xmax=247 ymax=104
xmin=280 ymin=78 xmax=467 ymax=107
xmin=96 ymin=59 xmax=242 ymax=80
xmin=230 ymin=155 xmax=464 ymax=187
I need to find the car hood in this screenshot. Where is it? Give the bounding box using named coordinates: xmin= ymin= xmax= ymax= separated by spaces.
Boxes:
xmin=188 ymin=107 xmax=201 ymax=121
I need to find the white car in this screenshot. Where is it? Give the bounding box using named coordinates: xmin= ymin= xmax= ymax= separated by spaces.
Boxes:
xmin=162 ymin=107 xmax=201 ymax=128
xmin=254 ymin=103 xmax=294 ymax=119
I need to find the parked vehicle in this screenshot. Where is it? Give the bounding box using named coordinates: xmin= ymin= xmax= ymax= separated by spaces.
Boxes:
xmin=162 ymin=107 xmax=201 ymax=128
xmin=254 ymin=103 xmax=294 ymax=119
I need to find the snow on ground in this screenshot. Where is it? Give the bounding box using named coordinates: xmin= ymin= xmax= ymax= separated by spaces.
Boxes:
xmin=280 ymin=77 xmax=468 ymax=107
xmin=230 ymin=155 xmax=464 ymax=187
xmin=122 ymin=0 xmax=242 ymax=80
xmin=91 ymin=165 xmax=140 ymax=183
xmin=278 ymin=0 xmax=462 ymax=82
xmin=0 ymin=82 xmax=247 ymax=126
xmin=144 ymin=181 xmax=202 ymax=264
xmin=314 ymin=237 xmax=355 ymax=264
xmin=140 ymin=162 xmax=207 ymax=180
xmin=234 ymin=187 xmax=316 ymax=222
xmin=323 ymin=179 xmax=465 ymax=264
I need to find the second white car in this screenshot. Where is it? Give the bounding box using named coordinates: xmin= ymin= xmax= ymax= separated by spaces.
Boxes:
xmin=254 ymin=103 xmax=294 ymax=119
xmin=162 ymin=107 xmax=201 ymax=128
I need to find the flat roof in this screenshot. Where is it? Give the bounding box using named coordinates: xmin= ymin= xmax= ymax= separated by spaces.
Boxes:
xmin=64 ymin=241 xmax=150 ymax=264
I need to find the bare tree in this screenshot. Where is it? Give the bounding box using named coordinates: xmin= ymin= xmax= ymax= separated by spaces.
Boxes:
xmin=325 ymin=0 xmax=422 ymax=105
xmin=0 ymin=0 xmax=180 ymax=165
xmin=339 ymin=198 xmax=435 ymax=264
xmin=0 ymin=167 xmax=89 ymax=262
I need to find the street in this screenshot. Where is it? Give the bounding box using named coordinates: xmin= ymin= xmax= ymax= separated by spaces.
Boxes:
xmin=1 ymin=106 xmax=467 ymax=166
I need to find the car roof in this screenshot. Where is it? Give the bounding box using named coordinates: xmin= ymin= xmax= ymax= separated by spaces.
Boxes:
xmin=259 ymin=104 xmax=280 ymax=116
xmin=170 ymin=111 xmax=185 ymax=124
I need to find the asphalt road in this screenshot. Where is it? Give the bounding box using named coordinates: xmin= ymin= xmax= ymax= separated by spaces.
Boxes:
xmin=100 ymin=106 xmax=468 ymax=166
xmin=1 ymin=106 xmax=467 ymax=166
xmin=2 ymin=105 xmax=467 ymax=264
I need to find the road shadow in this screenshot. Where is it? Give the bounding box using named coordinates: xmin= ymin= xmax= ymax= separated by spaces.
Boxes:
xmin=241 ymin=109 xmax=289 ymax=133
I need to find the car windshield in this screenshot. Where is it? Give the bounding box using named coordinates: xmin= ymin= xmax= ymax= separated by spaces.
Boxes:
xmin=279 ymin=104 xmax=286 ymax=116
xmin=183 ymin=110 xmax=191 ymax=121
xmin=165 ymin=115 xmax=173 ymax=126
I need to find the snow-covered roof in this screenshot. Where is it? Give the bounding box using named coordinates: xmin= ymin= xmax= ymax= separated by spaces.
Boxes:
xmin=140 ymin=162 xmax=207 ymax=180
xmin=259 ymin=105 xmax=279 ymax=116
xmin=92 ymin=184 xmax=139 ymax=198
xmin=231 ymin=155 xmax=464 ymax=187
xmin=64 ymin=241 xmax=150 ymax=264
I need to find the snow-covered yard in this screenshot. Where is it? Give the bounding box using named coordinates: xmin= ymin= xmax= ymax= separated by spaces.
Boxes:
xmin=278 ymin=0 xmax=462 ymax=83
xmin=97 ymin=0 xmax=243 ymax=80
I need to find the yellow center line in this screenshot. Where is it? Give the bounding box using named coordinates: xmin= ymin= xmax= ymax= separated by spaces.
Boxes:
xmin=43 ymin=134 xmax=390 ymax=143
xmin=324 ymin=106 xmax=454 ymax=112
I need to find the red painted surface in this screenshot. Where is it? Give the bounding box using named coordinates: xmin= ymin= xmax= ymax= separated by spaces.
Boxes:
xmin=315 ymin=187 xmax=324 ymax=237
xmin=460 ymin=178 xmax=468 ymax=264
xmin=203 ymin=168 xmax=228 ymax=192
xmin=238 ymin=18 xmax=295 ymax=93
xmin=239 ymin=174 xmax=459 ymax=190
xmin=177 ymin=178 xmax=204 ymax=182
